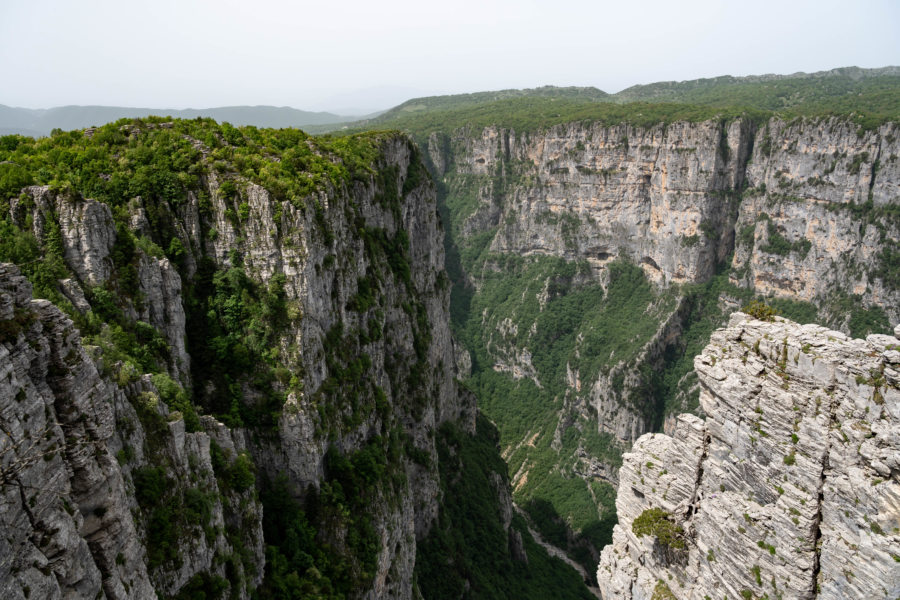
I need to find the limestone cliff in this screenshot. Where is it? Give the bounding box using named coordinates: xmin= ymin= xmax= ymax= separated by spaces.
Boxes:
xmin=596 ymin=314 xmax=900 ymax=599
xmin=733 ymin=118 xmax=900 ymax=328
xmin=0 ymin=122 xmax=482 ymax=598
xmin=429 ymin=116 xmax=899 ymax=440
xmin=436 ymin=119 xmax=750 ymax=286
xmin=0 ymin=264 xmax=263 ymax=599
xmin=420 ymin=115 xmax=898 ymax=572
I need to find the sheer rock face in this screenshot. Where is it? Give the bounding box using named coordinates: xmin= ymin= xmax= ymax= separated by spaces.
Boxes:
xmin=437 ymin=119 xmax=751 ymax=286
xmin=135 ymin=254 xmax=190 ymax=384
xmin=431 ymin=118 xmax=898 ymax=318
xmin=1 ymin=134 xmax=474 ymax=598
xmin=596 ymin=313 xmax=900 ymax=600
xmin=188 ymin=138 xmax=472 ymax=598
xmin=426 ymin=117 xmax=899 ymax=446
xmin=732 ymin=119 xmax=900 ymax=325
xmin=0 ymin=265 xmax=264 ymax=600
xmin=10 ymin=186 xmax=191 ymax=387
xmin=11 ymin=186 xmax=117 ymax=287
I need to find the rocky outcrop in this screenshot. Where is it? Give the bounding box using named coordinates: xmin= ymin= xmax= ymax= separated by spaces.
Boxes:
xmin=596 ymin=313 xmax=900 ymax=599
xmin=9 ymin=186 xmax=192 ymax=386
xmin=0 ymin=264 xmax=263 ymax=599
xmin=135 ymin=254 xmax=190 ymax=384
xmin=433 ymin=118 xmax=898 ymax=306
xmin=439 ymin=120 xmax=751 ymax=286
xmin=11 ymin=186 xmax=117 ymax=287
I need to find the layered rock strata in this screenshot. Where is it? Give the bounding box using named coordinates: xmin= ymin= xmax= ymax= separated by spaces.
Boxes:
xmin=0 ymin=264 xmax=263 ymax=599
xmin=427 ymin=116 xmax=899 ymax=446
xmin=597 ymin=314 xmax=900 ymax=599
xmin=429 ymin=118 xmax=899 ymax=319
xmin=1 ymin=128 xmax=479 ymax=598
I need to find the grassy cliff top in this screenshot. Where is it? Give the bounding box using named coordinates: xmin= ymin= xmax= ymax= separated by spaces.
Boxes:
xmin=0 ymin=116 xmax=408 ymax=209
xmin=328 ymin=67 xmax=900 ymax=137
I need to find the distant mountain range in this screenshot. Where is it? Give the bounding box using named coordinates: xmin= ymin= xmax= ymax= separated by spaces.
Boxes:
xmin=314 ymin=65 xmax=900 ymax=134
xmin=2 ymin=66 xmax=898 ymax=138
xmin=610 ymin=65 xmax=900 ymax=107
xmin=0 ymin=104 xmax=372 ymax=137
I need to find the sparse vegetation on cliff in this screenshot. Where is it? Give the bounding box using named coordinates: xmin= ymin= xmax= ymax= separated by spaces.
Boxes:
xmin=632 ymin=507 xmax=686 ymax=550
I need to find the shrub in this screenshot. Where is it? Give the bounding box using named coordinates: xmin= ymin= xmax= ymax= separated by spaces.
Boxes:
xmin=230 ymin=452 xmax=256 ymax=492
xmin=632 ymin=507 xmax=685 ymax=549
xmin=133 ymin=466 xmax=167 ymax=507
xmin=743 ymin=300 xmax=777 ymax=322
xmin=651 ymin=580 xmax=677 ymax=600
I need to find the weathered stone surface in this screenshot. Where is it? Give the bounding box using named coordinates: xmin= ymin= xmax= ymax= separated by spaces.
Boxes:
xmin=1 ymin=131 xmax=478 ymax=598
xmin=597 ymin=313 xmax=900 ymax=600
xmin=442 ymin=120 xmax=750 ymax=287
xmin=135 ymin=254 xmax=190 ymax=385
xmin=10 ymin=186 xmax=117 ymax=286
xmin=0 ymin=264 xmax=155 ymax=600
xmin=1 ymin=264 xmax=266 ymax=599
xmin=732 ymin=119 xmax=900 ymax=326
xmin=426 ymin=116 xmax=899 ymax=448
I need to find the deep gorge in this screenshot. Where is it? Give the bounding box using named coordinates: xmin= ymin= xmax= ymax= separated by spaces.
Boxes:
xmin=0 ymin=96 xmax=898 ymax=598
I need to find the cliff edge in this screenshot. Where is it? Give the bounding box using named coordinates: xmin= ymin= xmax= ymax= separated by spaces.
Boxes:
xmin=597 ymin=314 xmax=900 ymax=599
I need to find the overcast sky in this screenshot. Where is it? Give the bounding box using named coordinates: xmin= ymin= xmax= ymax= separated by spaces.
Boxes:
xmin=2 ymin=0 xmax=898 ymax=113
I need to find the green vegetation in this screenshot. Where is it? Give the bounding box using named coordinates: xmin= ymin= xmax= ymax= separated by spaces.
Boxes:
xmin=132 ymin=465 xmax=219 ymax=569
xmin=173 ymin=572 xmax=229 ymax=600
xmin=609 ymin=67 xmax=900 ymax=132
xmin=367 ymin=86 xmax=609 ymax=124
xmin=258 ymin=434 xmax=408 ymax=598
xmin=822 ymin=291 xmax=893 ymax=338
xmin=412 ymin=71 xmax=897 ymax=582
xmin=415 ymin=414 xmax=595 ymax=600
xmin=0 ymin=214 xmax=69 ymax=308
xmin=874 ymin=246 xmax=900 ymax=290
xmin=209 ymin=441 xmax=256 ymax=493
xmin=760 ymin=223 xmax=812 ymax=258
xmin=4 ymin=66 xmax=898 ymax=597
xmin=344 ymin=97 xmax=767 ymax=141
xmin=453 ymin=254 xmax=664 ymax=565
xmin=651 ymin=580 xmax=678 ymax=600
xmin=184 ymin=263 xmax=290 ymax=428
xmin=326 ymin=68 xmax=899 ymax=139
xmin=756 ymin=540 xmax=776 ymax=555
xmin=743 ymin=300 xmax=778 ymax=322
xmin=0 ymin=118 xmax=479 ymax=598
xmin=751 ymin=564 xmax=762 ymax=585
xmin=0 ymin=118 xmax=402 ymax=430
xmin=631 ymin=507 xmax=686 ymax=550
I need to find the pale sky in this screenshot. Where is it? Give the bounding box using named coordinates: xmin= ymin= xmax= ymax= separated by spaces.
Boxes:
xmin=2 ymin=0 xmax=898 ymax=113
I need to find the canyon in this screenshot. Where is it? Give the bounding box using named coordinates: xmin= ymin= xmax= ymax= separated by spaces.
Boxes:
xmin=0 ymin=89 xmax=898 ymax=598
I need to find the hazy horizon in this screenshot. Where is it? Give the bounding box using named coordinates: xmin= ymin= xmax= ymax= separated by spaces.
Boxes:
xmin=2 ymin=0 xmax=899 ymax=114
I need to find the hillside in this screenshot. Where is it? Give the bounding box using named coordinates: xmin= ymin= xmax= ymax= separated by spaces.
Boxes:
xmin=613 ymin=65 xmax=900 ymax=108
xmin=1 ymin=65 xmax=899 ymax=598
xmin=321 ymin=66 xmax=899 ymax=136
xmin=363 ymin=86 xmax=609 ymax=124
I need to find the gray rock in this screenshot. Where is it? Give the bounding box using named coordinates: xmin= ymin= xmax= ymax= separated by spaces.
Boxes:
xmin=597 ymin=314 xmax=900 ymax=600
xmin=424 ymin=116 xmax=900 ymax=451
xmin=1 ymin=131 xmax=480 ymax=599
